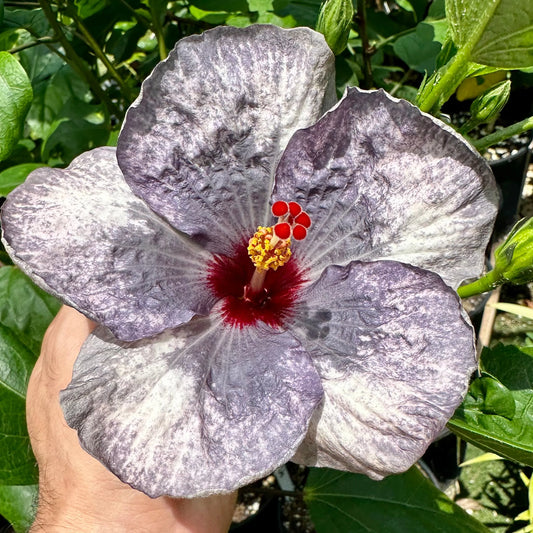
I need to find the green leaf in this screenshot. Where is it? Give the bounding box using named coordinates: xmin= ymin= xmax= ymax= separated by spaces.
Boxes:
xmin=0 ymin=163 xmax=45 ymax=196
xmin=277 ymin=0 xmax=322 ymax=27
xmin=427 ymin=0 xmax=445 ymax=19
xmin=466 ymin=374 xmax=516 ymax=418
xmin=0 ymin=267 xmax=57 ymax=532
xmin=396 ymin=0 xmax=415 ymax=16
xmin=105 ymin=22 xmax=146 ymax=64
xmin=305 ymin=467 xmax=490 ymax=532
xmin=2 ymin=7 xmax=52 ymax=37
xmin=394 ymin=21 xmax=448 ymax=73
xmin=0 ymin=484 xmax=37 ymax=532
xmin=26 ymin=64 xmax=92 ymax=141
xmin=256 ymin=12 xmax=296 ymax=27
xmin=41 ymin=99 xmax=110 ymax=164
xmin=0 ymin=323 xmax=37 ymax=485
xmin=0 ymin=52 xmax=32 ymax=162
xmin=0 ymin=28 xmax=19 ymax=52
xmin=0 ymin=267 xmax=59 ymax=488
xmin=247 ymin=0 xmax=274 ymax=11
xmin=0 ymin=266 xmax=60 ymax=356
xmin=190 ymin=6 xmax=231 ymax=22
xmin=446 ymin=0 xmax=533 ymax=68
xmin=189 ymin=0 xmax=248 ymax=11
xmin=0 ymin=0 xmax=4 ymax=25
xmin=449 ymin=344 xmax=533 ymax=467
xmin=75 ymin=0 xmax=108 ymax=18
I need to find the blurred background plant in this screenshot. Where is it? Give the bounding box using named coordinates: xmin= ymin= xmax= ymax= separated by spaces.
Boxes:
xmin=1 ymin=1 xmax=533 ymax=531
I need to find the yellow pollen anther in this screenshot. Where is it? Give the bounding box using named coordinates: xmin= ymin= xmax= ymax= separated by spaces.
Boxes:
xmin=247 ymin=226 xmax=291 ymax=272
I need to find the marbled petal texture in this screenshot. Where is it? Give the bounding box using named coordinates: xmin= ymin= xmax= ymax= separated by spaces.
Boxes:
xmin=1 ymin=147 xmax=213 ymax=341
xmin=289 ymin=260 xmax=476 ymax=477
xmin=274 ymin=88 xmax=499 ymax=288
xmin=118 ymin=24 xmax=336 ymax=254
xmin=61 ymin=316 xmax=323 ymax=497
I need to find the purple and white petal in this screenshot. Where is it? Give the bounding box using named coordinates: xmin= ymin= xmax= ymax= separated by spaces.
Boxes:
xmin=117 ymin=25 xmax=336 ymax=255
xmin=274 ymin=88 xmax=499 ymax=288
xmin=1 ymin=147 xmax=213 ymax=342
xmin=287 ymin=260 xmax=475 ymax=478
xmin=60 ymin=316 xmax=323 ymax=498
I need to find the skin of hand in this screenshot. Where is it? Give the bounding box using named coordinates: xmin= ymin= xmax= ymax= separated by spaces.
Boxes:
xmin=27 ymin=305 xmax=237 ymax=532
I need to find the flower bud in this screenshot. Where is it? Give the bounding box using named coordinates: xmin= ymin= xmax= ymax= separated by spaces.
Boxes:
xmin=494 ymin=217 xmax=533 ymax=285
xmin=470 ymin=80 xmax=511 ymax=123
xmin=460 ymin=80 xmax=511 ymax=133
xmin=316 ymin=0 xmax=354 ymax=55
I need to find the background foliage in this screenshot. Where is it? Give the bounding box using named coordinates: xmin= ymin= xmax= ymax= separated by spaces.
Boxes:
xmin=1 ymin=0 xmax=533 ymax=531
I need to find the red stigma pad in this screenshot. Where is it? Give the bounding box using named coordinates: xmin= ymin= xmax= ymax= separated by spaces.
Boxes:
xmin=292 ymin=225 xmax=307 ymax=240
xmin=274 ymin=222 xmax=291 ymax=240
xmin=288 ymin=201 xmax=302 ymax=217
xmin=271 ymin=201 xmax=289 ymax=217
xmin=295 ymin=211 xmax=311 ymax=228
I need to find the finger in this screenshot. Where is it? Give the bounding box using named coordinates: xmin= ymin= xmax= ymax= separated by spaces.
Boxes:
xmin=39 ymin=305 xmax=97 ymax=389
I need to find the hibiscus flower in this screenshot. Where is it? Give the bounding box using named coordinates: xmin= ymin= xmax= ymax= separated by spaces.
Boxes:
xmin=1 ymin=24 xmax=499 ymax=498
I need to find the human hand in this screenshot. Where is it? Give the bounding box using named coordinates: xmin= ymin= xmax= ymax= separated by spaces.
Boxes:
xmin=27 ymin=306 xmax=236 ymax=532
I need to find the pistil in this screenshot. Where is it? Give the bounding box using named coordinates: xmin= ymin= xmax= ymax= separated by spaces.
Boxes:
xmin=245 ymin=201 xmax=311 ymax=298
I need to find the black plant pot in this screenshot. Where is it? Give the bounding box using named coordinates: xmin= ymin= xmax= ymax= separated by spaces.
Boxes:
xmin=490 ymin=138 xmax=533 ymax=240
xmin=230 ymin=495 xmax=285 ymax=533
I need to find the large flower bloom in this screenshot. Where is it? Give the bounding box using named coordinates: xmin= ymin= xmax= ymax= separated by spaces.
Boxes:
xmin=2 ymin=25 xmax=498 ymax=498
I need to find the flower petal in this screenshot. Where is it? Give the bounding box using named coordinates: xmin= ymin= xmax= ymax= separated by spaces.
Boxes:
xmin=117 ymin=25 xmax=336 ymax=254
xmin=60 ymin=317 xmax=323 ymax=497
xmin=1 ymin=147 xmax=213 ymax=341
xmin=274 ymin=88 xmax=499 ymax=288
xmin=288 ymin=260 xmax=475 ymax=478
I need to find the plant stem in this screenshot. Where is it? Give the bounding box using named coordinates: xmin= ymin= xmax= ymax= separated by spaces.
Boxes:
xmin=417 ymin=45 xmax=471 ymax=113
xmin=374 ymin=26 xmax=414 ymax=50
xmin=356 ymin=0 xmax=373 ymax=89
xmin=390 ymin=68 xmax=413 ymax=97
xmin=69 ymin=10 xmax=135 ymax=104
xmin=150 ymin=0 xmax=167 ymax=61
xmin=5 ymin=1 xmax=40 ymax=5
xmin=473 ymin=116 xmax=533 ymax=152
xmin=457 ymin=270 xmax=502 ymax=299
xmin=38 ymin=0 xmax=119 ymax=117
xmin=417 ymin=1 xmax=501 ymax=114
xmin=8 ymin=36 xmax=57 ymax=54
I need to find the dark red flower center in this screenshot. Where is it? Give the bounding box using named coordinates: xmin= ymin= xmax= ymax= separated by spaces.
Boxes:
xmin=207 ymin=243 xmax=306 ymax=329
xmin=207 ymin=200 xmax=311 ymax=328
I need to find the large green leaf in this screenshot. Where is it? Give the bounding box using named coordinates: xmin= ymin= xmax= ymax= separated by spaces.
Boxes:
xmin=0 ymin=267 xmax=60 ymax=356
xmin=0 ymin=484 xmax=37 ymax=533
xmin=0 ymin=267 xmax=59 ymax=487
xmin=305 ymin=467 xmax=489 ymax=532
xmin=0 ymin=323 xmax=37 ymax=485
xmin=0 ymin=163 xmax=45 ymax=197
xmin=449 ymin=344 xmax=533 ymax=467
xmin=393 ymin=20 xmax=448 ymax=73
xmin=2 ymin=7 xmax=52 ymax=37
xmin=0 ymin=52 xmax=32 ymax=162
xmin=0 ymin=266 xmax=59 ymax=527
xmin=446 ymin=0 xmax=533 ymax=68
